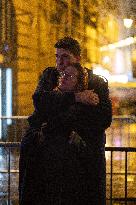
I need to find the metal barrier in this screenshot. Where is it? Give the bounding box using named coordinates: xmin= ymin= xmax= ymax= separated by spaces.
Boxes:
xmin=0 ymin=116 xmax=28 ymax=142
xmin=0 ymin=115 xmax=135 ymax=143
xmin=0 ymin=115 xmax=136 ymax=204
xmin=0 ymin=142 xmax=20 ymax=205
xmin=106 ymin=115 xmax=136 ymax=147
xmin=105 ymin=147 xmax=136 ymax=205
xmin=0 ymin=143 xmax=136 ymax=205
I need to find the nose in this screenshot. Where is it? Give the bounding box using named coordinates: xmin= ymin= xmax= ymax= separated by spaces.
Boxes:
xmin=57 ymin=58 xmax=65 ymax=71
xmin=57 ymin=57 xmax=63 ymax=65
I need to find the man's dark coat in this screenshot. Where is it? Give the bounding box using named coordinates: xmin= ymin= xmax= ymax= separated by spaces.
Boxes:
xmin=19 ymin=67 xmax=112 ymax=205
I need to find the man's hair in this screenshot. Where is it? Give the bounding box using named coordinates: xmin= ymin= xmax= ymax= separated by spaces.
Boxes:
xmin=54 ymin=36 xmax=81 ymax=56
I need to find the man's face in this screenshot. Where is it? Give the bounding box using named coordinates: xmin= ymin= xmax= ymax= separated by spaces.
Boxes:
xmin=56 ymin=48 xmax=80 ymax=71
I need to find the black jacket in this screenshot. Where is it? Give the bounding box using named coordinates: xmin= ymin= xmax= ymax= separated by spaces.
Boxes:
xmin=19 ymin=67 xmax=112 ymax=205
xmin=19 ymin=90 xmax=109 ymax=205
xmin=28 ymin=67 xmax=112 ymax=131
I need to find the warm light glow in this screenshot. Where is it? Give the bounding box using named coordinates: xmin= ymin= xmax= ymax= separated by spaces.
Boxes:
xmin=123 ymin=18 xmax=133 ymax=28
xmin=108 ymin=44 xmax=116 ymax=50
xmin=114 ymin=49 xmax=125 ymax=74
xmin=0 ymin=54 xmax=4 ymax=63
xmin=102 ymin=56 xmax=110 ymax=64
xmin=100 ymin=37 xmax=136 ymax=51
xmin=109 ymin=74 xmax=128 ymax=83
xmin=93 ymin=65 xmax=110 ymax=80
xmin=127 ymin=176 xmax=135 ymax=182
xmin=6 ymin=68 xmax=12 ymax=125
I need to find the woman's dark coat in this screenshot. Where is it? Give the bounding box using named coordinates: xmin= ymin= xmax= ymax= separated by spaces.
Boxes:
xmin=19 ymin=68 xmax=112 ymax=205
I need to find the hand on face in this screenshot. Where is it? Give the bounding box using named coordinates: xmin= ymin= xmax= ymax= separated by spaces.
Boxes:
xmin=75 ymin=90 xmax=99 ymax=105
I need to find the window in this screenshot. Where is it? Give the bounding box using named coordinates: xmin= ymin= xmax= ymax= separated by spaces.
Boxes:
xmin=0 ymin=68 xmax=12 ymax=140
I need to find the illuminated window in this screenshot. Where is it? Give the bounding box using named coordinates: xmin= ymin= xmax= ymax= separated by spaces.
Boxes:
xmin=0 ymin=68 xmax=12 ymax=140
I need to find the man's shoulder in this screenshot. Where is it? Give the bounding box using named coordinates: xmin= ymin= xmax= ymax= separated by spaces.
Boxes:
xmin=85 ymin=68 xmax=108 ymax=87
xmin=85 ymin=67 xmax=108 ymax=84
xmin=92 ymin=73 xmax=108 ymax=84
xmin=88 ymin=73 xmax=108 ymax=92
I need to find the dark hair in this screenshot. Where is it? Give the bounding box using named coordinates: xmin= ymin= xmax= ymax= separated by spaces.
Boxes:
xmin=38 ymin=67 xmax=59 ymax=91
xmin=71 ymin=63 xmax=88 ymax=91
xmin=54 ymin=36 xmax=81 ymax=56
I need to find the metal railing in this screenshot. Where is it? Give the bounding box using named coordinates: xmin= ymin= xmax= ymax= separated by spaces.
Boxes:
xmin=0 ymin=115 xmax=136 ymax=204
xmin=0 ymin=142 xmax=20 ymax=205
xmin=0 ymin=143 xmax=136 ymax=205
xmin=105 ymin=147 xmax=136 ymax=205
xmin=0 ymin=116 xmax=28 ymax=142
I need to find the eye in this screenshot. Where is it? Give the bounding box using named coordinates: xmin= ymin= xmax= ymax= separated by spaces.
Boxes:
xmin=62 ymin=54 xmax=70 ymax=59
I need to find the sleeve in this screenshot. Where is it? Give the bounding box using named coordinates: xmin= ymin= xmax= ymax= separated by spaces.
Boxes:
xmin=44 ymin=99 xmax=110 ymax=137
xmin=69 ymin=103 xmax=110 ymax=133
xmin=88 ymin=75 xmax=112 ymax=130
xmin=32 ymin=87 xmax=110 ymax=137
xmin=43 ymin=107 xmax=76 ymax=135
xmin=28 ymin=68 xmax=60 ymax=128
xmin=28 ymin=91 xmax=76 ymax=128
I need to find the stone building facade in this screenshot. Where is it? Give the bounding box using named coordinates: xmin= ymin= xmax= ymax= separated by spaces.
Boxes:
xmin=0 ymin=0 xmax=119 ymax=116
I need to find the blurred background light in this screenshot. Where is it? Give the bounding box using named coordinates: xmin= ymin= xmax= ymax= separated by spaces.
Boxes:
xmin=0 ymin=54 xmax=4 ymax=64
xmin=92 ymin=64 xmax=110 ymax=80
xmin=123 ymin=18 xmax=133 ymax=28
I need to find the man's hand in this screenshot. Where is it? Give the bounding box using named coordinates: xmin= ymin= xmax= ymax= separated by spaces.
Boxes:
xmin=75 ymin=90 xmax=99 ymax=105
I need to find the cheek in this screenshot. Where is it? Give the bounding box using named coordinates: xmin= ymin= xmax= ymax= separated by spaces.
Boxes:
xmin=73 ymin=79 xmax=78 ymax=86
xmin=59 ymin=79 xmax=68 ymax=88
xmin=64 ymin=59 xmax=71 ymax=66
xmin=56 ymin=59 xmax=60 ymax=66
xmin=69 ymin=80 xmax=78 ymax=89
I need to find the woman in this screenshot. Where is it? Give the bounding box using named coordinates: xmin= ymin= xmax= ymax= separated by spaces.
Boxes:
xmin=19 ymin=63 xmax=106 ymax=205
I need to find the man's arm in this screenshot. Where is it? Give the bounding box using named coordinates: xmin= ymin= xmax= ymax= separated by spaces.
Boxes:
xmin=74 ymin=75 xmax=112 ymax=129
xmin=75 ymin=89 xmax=99 ymax=105
xmin=28 ymin=68 xmax=59 ymax=127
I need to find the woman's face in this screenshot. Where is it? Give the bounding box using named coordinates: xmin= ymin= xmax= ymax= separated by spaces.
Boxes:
xmin=59 ymin=66 xmax=79 ymax=91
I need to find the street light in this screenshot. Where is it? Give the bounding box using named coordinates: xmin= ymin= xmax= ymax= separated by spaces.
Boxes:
xmin=123 ymin=18 xmax=133 ymax=28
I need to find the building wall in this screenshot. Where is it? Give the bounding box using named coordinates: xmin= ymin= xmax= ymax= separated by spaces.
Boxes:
xmin=11 ymin=0 xmax=119 ymax=115
xmin=13 ymin=0 xmax=40 ymax=115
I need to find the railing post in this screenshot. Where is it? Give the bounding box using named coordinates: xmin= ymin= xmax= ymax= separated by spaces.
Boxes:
xmin=110 ymin=150 xmax=113 ymax=205
xmin=8 ymin=146 xmax=11 ymax=205
xmin=125 ymin=151 xmax=128 ymax=205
